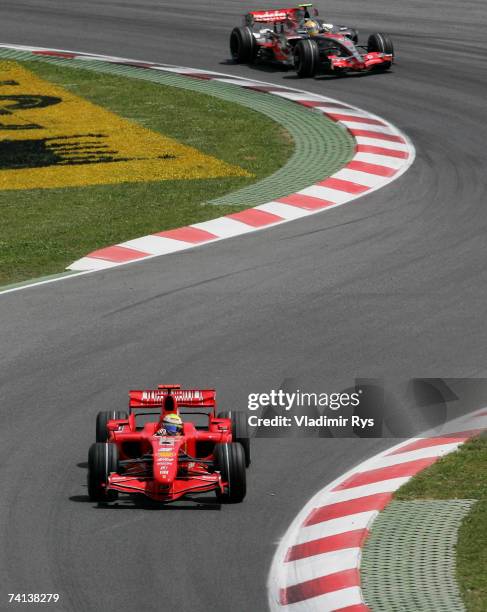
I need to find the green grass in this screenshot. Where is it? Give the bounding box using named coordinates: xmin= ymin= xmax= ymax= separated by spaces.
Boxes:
xmin=396 ymin=434 xmax=487 ymax=611
xmin=0 ymin=60 xmax=294 ymax=285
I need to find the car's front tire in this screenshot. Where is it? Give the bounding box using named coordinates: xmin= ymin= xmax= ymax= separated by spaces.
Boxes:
xmin=294 ymin=39 xmax=319 ymax=78
xmin=88 ymin=442 xmax=119 ymax=502
xmin=367 ymin=32 xmax=394 ymax=70
xmin=214 ymin=443 xmax=246 ymax=503
xmin=230 ymin=27 xmax=256 ymax=63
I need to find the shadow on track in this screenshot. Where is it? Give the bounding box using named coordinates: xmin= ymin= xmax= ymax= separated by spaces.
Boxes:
xmin=73 ymin=462 xmax=221 ymax=510
xmin=69 ymin=494 xmax=222 ymax=511
xmin=219 ymin=58 xmax=393 ymax=81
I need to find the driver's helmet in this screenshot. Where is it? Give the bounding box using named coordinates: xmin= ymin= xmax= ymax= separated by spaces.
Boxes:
xmin=162 ymin=413 xmax=183 ymax=435
xmin=304 ymin=19 xmax=321 ymax=36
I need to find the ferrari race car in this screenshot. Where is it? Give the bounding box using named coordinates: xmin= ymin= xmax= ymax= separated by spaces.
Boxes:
xmin=229 ymin=3 xmax=394 ymax=77
xmin=87 ymin=384 xmax=250 ymax=503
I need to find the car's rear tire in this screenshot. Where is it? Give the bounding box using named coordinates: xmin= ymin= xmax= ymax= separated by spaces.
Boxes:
xmin=230 ymin=27 xmax=256 ymax=63
xmin=88 ymin=442 xmax=119 ymax=501
xmin=96 ymin=410 xmax=128 ymax=442
xmin=217 ymin=411 xmax=251 ymax=467
xmin=294 ymin=39 xmax=319 ymax=78
xmin=214 ymin=443 xmax=246 ymax=503
xmin=367 ymin=32 xmax=394 ymax=70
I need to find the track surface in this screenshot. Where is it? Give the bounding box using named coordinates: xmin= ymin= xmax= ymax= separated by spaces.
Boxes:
xmin=1 ymin=2 xmax=486 ymax=611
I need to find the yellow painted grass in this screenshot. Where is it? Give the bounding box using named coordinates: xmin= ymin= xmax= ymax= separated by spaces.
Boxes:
xmin=0 ymin=61 xmax=249 ymax=190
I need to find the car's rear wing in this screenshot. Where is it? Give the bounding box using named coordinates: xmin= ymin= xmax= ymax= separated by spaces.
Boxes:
xmin=248 ymin=9 xmax=294 ymax=23
xmin=246 ymin=4 xmax=317 ymax=24
xmin=129 ymin=388 xmax=216 ymax=409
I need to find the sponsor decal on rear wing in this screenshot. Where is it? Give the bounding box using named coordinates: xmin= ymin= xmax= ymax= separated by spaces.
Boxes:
xmin=247 ymin=4 xmax=317 ymax=23
xmin=129 ymin=389 xmax=216 ymax=408
xmin=247 ymin=9 xmax=297 ymax=23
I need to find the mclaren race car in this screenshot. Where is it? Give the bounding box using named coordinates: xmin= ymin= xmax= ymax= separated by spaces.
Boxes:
xmin=229 ymin=3 xmax=394 ymax=77
xmin=87 ymin=384 xmax=250 ymax=503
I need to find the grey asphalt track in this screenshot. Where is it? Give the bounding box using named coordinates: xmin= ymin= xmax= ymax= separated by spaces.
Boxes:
xmin=1 ymin=1 xmax=487 ymax=611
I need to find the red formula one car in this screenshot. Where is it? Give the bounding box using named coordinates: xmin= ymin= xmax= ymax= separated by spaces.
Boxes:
xmin=87 ymin=385 xmax=250 ymax=504
xmin=230 ymin=3 xmax=394 ymax=77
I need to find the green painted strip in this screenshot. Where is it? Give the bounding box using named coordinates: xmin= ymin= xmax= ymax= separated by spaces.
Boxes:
xmin=361 ymin=499 xmax=475 ymax=612
xmin=0 ymin=48 xmax=354 ymax=208
xmin=0 ymin=270 xmax=79 ymax=294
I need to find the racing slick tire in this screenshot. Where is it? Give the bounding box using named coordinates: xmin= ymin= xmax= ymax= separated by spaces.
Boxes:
xmin=88 ymin=442 xmax=119 ymax=502
xmin=214 ymin=443 xmax=246 ymax=503
xmin=230 ymin=27 xmax=256 ymax=63
xmin=96 ymin=410 xmax=128 ymax=442
xmin=294 ymin=39 xmax=319 ymax=78
xmin=217 ymin=410 xmax=251 ymax=467
xmin=367 ymin=32 xmax=394 ymax=70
